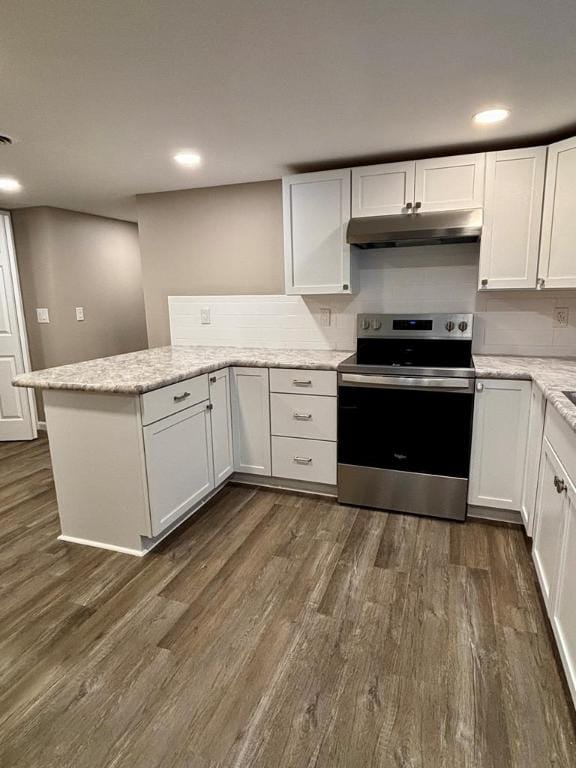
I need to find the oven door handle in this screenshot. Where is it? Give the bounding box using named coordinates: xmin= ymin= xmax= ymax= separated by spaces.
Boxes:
xmin=339 ymin=373 xmax=474 ymax=391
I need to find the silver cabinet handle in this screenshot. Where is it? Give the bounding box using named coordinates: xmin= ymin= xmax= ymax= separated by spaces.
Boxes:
xmin=476 ymin=382 xmax=484 ymax=392
xmin=293 ymin=379 xmax=312 ymax=387
xmin=206 ymin=403 xmax=213 ymax=411
xmin=293 ymin=456 xmax=312 ymax=464
xmin=537 ymin=277 xmax=545 ymax=289
xmin=173 ymin=392 xmax=191 ymax=402
xmin=413 ymin=201 xmax=422 ymax=211
xmin=405 ymin=202 xmax=413 ymax=212
xmin=293 ymin=412 xmax=312 ymax=420
xmin=209 ymin=376 xmax=217 ymax=384
xmin=481 ymin=278 xmax=488 ymax=288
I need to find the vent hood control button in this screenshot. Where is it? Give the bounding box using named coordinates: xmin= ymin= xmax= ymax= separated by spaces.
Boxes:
xmin=360 ymin=319 xmax=370 ymax=330
xmin=445 ymin=321 xmax=455 ymax=332
xmin=371 ymin=319 xmax=382 ymax=330
xmin=458 ymin=321 xmax=468 ymax=332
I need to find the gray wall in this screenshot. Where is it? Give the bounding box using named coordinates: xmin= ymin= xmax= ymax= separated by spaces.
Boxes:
xmin=136 ymin=180 xmax=284 ymax=347
xmin=12 ymin=206 xmax=148 ymax=418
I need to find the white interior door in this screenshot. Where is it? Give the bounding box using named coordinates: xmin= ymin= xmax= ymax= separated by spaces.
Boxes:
xmin=0 ymin=212 xmax=36 ymax=441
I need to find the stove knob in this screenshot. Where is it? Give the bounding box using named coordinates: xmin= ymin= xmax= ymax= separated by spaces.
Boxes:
xmin=445 ymin=321 xmax=455 ymax=332
xmin=458 ymin=320 xmax=468 ymax=333
xmin=371 ymin=319 xmax=382 ymax=330
xmin=360 ymin=319 xmax=370 ymax=330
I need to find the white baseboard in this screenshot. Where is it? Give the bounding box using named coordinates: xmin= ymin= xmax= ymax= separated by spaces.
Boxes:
xmin=467 ymin=505 xmax=523 ymax=525
xmin=57 ymin=534 xmax=146 ymax=557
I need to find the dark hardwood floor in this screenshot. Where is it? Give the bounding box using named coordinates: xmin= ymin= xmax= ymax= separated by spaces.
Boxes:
xmin=1 ymin=435 xmax=575 ymax=767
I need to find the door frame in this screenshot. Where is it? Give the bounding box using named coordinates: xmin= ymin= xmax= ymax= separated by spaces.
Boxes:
xmin=1 ymin=210 xmax=38 ymax=436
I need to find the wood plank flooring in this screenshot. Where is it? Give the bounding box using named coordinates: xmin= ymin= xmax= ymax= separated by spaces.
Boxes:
xmin=1 ymin=435 xmax=575 ymax=767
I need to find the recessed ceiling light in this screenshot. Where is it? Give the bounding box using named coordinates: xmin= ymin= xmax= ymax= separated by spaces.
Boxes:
xmin=0 ymin=177 xmax=21 ymax=192
xmin=473 ymin=108 xmax=510 ymax=125
xmin=173 ymin=151 xmax=202 ymax=167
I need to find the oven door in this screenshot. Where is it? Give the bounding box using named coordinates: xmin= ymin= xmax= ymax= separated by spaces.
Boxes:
xmin=338 ymin=373 xmax=474 ymax=478
xmin=337 ymin=373 xmax=474 ymax=519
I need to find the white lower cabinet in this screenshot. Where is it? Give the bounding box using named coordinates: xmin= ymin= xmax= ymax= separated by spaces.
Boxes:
xmin=553 ymin=481 xmax=576 ymax=704
xmin=532 ymin=406 xmax=576 ymax=706
xmin=533 ymin=438 xmax=567 ymax=607
xmin=468 ymin=378 xmax=531 ymax=510
xmin=272 ymin=436 xmax=337 ymax=485
xmin=144 ymin=400 xmax=215 ymax=536
xmin=209 ymin=368 xmax=234 ymax=485
xmin=231 ymin=367 xmax=271 ymax=475
xmin=521 ymin=384 xmax=546 ymax=535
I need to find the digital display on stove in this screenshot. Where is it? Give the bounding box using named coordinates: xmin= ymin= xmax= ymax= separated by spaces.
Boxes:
xmin=392 ymin=319 xmax=433 ymax=330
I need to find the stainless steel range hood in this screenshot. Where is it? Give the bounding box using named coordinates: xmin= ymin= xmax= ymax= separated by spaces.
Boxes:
xmin=347 ymin=208 xmax=482 ymax=249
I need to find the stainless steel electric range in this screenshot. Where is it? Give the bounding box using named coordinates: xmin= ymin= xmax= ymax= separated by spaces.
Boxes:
xmin=337 ymin=313 xmax=475 ymax=521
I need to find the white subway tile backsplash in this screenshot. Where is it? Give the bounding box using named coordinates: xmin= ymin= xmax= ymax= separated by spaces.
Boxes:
xmin=170 ymin=244 xmax=576 ymax=358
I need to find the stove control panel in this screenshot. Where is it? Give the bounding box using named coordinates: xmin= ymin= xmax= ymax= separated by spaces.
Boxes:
xmin=357 ymin=313 xmax=474 ymax=340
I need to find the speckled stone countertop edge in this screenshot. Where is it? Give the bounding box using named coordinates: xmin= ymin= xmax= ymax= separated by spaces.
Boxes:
xmin=12 ymin=346 xmax=354 ymax=396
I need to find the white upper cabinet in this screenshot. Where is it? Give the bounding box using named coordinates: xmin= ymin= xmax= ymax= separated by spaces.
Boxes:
xmin=209 ymin=368 xmax=234 ymax=486
xmin=479 ymin=147 xmax=547 ymax=290
xmin=539 ymin=135 xmax=576 ymax=288
xmin=351 ymin=161 xmax=415 ymax=217
xmin=350 ymin=153 xmax=485 ymax=217
xmin=414 ymin=153 xmax=485 ymax=212
xmin=283 ymin=169 xmax=352 ymax=295
xmin=468 ymin=378 xmax=531 ymax=510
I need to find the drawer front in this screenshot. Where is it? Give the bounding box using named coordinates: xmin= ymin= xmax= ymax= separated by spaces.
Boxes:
xmin=141 ymin=374 xmax=209 ymax=426
xmin=272 ymin=436 xmax=337 ymax=485
xmin=269 ymin=368 xmax=337 ymax=397
xmin=271 ymin=393 xmax=336 ymax=441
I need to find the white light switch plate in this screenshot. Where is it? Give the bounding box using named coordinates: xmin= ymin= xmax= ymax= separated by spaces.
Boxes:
xmin=75 ymin=307 xmax=85 ymax=321
xmin=553 ymin=306 xmax=569 ymax=328
xmin=200 ymin=308 xmax=211 ymax=325
xmin=36 ymin=308 xmax=50 ymax=324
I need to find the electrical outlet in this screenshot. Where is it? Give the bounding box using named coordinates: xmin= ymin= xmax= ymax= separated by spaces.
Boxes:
xmin=200 ymin=307 xmax=211 ymax=325
xmin=75 ymin=307 xmax=85 ymax=321
xmin=319 ymin=307 xmax=331 ymax=327
xmin=553 ymin=306 xmax=569 ymax=328
xmin=36 ymin=308 xmax=50 ymax=324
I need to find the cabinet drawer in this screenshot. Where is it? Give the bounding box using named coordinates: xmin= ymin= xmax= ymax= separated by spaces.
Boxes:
xmin=272 ymin=436 xmax=336 ymax=485
xmin=140 ymin=374 xmax=209 ymax=426
xmin=269 ymin=368 xmax=336 ymax=396
xmin=271 ymin=393 xmax=336 ymax=441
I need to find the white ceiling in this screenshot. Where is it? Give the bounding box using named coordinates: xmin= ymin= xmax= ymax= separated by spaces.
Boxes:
xmin=1 ymin=0 xmax=575 ymax=221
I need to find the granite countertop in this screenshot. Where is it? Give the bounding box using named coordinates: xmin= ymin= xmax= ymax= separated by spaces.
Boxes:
xmin=12 ymin=346 xmax=353 ymax=395
xmin=473 ymin=354 xmax=576 ymax=433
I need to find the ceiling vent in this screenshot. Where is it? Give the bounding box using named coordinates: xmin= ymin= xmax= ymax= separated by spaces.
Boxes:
xmin=0 ymin=135 xmax=13 ymax=145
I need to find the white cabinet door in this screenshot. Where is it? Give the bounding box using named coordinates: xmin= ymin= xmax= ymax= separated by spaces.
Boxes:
xmin=521 ymin=384 xmax=546 ymax=536
xmin=209 ymin=368 xmax=234 ymax=486
xmin=479 ymin=147 xmax=546 ymax=290
xmin=533 ymin=438 xmax=567 ymax=608
xmin=231 ymin=367 xmax=271 ymax=476
xmin=283 ymin=169 xmax=352 ymax=295
xmin=144 ymin=400 xmax=215 ymax=536
xmin=0 ymin=214 xmax=36 ymax=440
xmin=351 ymin=161 xmax=415 ymax=217
xmin=553 ymin=477 xmax=576 ymax=704
xmin=539 ymin=135 xmax=576 ymax=288
xmin=468 ymin=378 xmax=531 ymax=510
xmin=414 ymin=153 xmax=485 ymax=212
